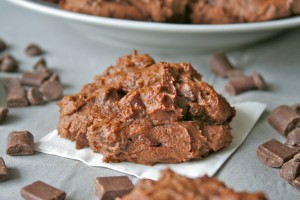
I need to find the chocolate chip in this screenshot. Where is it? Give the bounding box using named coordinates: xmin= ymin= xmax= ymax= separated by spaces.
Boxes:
xmin=21 ymin=72 xmax=50 ymax=87
xmin=293 ymin=176 xmax=300 ymax=191
xmin=291 ymin=103 xmax=300 ymax=115
xmin=21 ymin=181 xmax=66 ymax=200
xmin=27 ymin=87 xmax=45 ymax=105
xmin=33 ymin=58 xmax=49 ymax=73
xmin=225 ymin=72 xmax=267 ymax=95
xmin=268 ymin=105 xmax=300 ymax=136
xmin=0 ymin=157 xmax=9 ymax=182
xmin=0 ymin=107 xmax=9 ymax=123
xmin=6 ymin=131 xmax=34 ymax=156
xmin=209 ymin=53 xmax=234 ymax=78
xmin=94 ymin=176 xmax=134 ymax=200
xmin=0 ymin=38 xmax=6 ymax=52
xmin=39 ymin=80 xmax=63 ymax=100
xmin=0 ymin=54 xmax=18 ymax=72
xmin=279 ymin=153 xmax=300 ymax=183
xmin=3 ymin=78 xmax=28 ymax=107
xmin=25 ymin=43 xmax=43 ymax=56
xmin=257 ymin=139 xmax=297 ymax=168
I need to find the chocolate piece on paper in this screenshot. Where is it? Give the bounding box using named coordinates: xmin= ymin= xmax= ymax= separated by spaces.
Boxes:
xmin=6 ymin=131 xmax=34 ymax=156
xmin=21 ymin=72 xmax=50 ymax=87
xmin=0 ymin=38 xmax=6 ymax=52
xmin=39 ymin=80 xmax=63 ymax=100
xmin=0 ymin=107 xmax=9 ymax=122
xmin=256 ymin=139 xmax=297 ymax=168
xmin=209 ymin=53 xmax=234 ymax=78
xmin=94 ymin=176 xmax=134 ymax=200
xmin=0 ymin=157 xmax=9 ymax=182
xmin=291 ymin=103 xmax=300 ymax=115
xmin=27 ymin=87 xmax=45 ymax=105
xmin=25 ymin=43 xmax=43 ymax=56
xmin=0 ymin=54 xmax=18 ymax=72
xmin=268 ymin=105 xmax=300 ymax=136
xmin=3 ymin=78 xmax=28 ymax=107
xmin=21 ymin=181 xmax=66 ymax=200
xmin=279 ymin=153 xmax=300 ymax=183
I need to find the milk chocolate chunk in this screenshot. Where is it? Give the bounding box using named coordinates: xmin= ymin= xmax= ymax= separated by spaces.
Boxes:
xmin=94 ymin=176 xmax=133 ymax=200
xmin=0 ymin=54 xmax=18 ymax=72
xmin=6 ymin=131 xmax=34 ymax=156
xmin=25 ymin=44 xmax=43 ymax=56
xmin=291 ymin=103 xmax=300 ymax=115
xmin=227 ymin=69 xmax=244 ymax=80
xmin=286 ymin=128 xmax=300 ymax=149
xmin=293 ymin=176 xmax=300 ymax=191
xmin=33 ymin=58 xmax=49 ymax=73
xmin=3 ymin=78 xmax=28 ymax=107
xmin=209 ymin=53 xmax=234 ymax=78
xmin=268 ymin=105 xmax=300 ymax=136
xmin=40 ymin=80 xmax=63 ymax=100
xmin=225 ymin=72 xmax=267 ymax=95
xmin=21 ymin=181 xmax=66 ymax=200
xmin=257 ymin=139 xmax=297 ymax=168
xmin=0 ymin=157 xmax=9 ymax=182
xmin=0 ymin=107 xmax=9 ymax=123
xmin=21 ymin=72 xmax=50 ymax=87
xmin=0 ymin=38 xmax=6 ymax=52
xmin=49 ymin=73 xmax=60 ymax=82
xmin=27 ymin=87 xmax=45 ymax=105
xmin=280 ymin=153 xmax=300 ymax=183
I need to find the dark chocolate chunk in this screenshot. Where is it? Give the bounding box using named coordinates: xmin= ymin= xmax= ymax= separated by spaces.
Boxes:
xmin=0 ymin=157 xmax=9 ymax=182
xmin=94 ymin=176 xmax=134 ymax=200
xmin=3 ymin=78 xmax=28 ymax=107
xmin=0 ymin=107 xmax=9 ymax=123
xmin=293 ymin=176 xmax=300 ymax=191
xmin=286 ymin=128 xmax=300 ymax=148
xmin=268 ymin=105 xmax=300 ymax=136
xmin=257 ymin=139 xmax=297 ymax=168
xmin=27 ymin=87 xmax=45 ymax=105
xmin=39 ymin=80 xmax=63 ymax=100
xmin=0 ymin=38 xmax=6 ymax=52
xmin=225 ymin=72 xmax=267 ymax=95
xmin=21 ymin=181 xmax=66 ymax=200
xmin=33 ymin=58 xmax=49 ymax=73
xmin=25 ymin=44 xmax=43 ymax=56
xmin=6 ymin=131 xmax=34 ymax=156
xmin=209 ymin=53 xmax=234 ymax=78
xmin=21 ymin=72 xmax=50 ymax=87
xmin=0 ymin=54 xmax=18 ymax=72
xmin=280 ymin=153 xmax=300 ymax=183
xmin=291 ymin=103 xmax=300 ymax=115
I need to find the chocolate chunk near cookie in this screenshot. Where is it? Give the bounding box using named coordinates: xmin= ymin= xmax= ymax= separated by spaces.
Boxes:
xmin=27 ymin=87 xmax=45 ymax=105
xmin=21 ymin=72 xmax=50 ymax=87
xmin=6 ymin=131 xmax=34 ymax=156
xmin=39 ymin=80 xmax=63 ymax=100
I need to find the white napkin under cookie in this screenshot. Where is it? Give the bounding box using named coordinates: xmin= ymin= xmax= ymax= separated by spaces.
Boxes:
xmin=35 ymin=101 xmax=266 ymax=180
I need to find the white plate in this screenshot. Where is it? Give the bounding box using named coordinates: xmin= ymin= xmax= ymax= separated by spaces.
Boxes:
xmin=6 ymin=0 xmax=300 ymax=53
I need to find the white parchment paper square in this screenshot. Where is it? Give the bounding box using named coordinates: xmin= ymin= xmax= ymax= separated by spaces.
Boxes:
xmin=35 ymin=101 xmax=266 ymax=180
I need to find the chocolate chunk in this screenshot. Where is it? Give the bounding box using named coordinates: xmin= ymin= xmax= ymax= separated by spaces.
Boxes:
xmin=227 ymin=69 xmax=244 ymax=80
xmin=3 ymin=78 xmax=28 ymax=107
xmin=0 ymin=38 xmax=6 ymax=52
xmin=268 ymin=105 xmax=300 ymax=136
xmin=0 ymin=54 xmax=18 ymax=72
xmin=21 ymin=72 xmax=50 ymax=87
xmin=257 ymin=139 xmax=297 ymax=168
xmin=280 ymin=153 xmax=300 ymax=183
xmin=25 ymin=44 xmax=43 ymax=56
xmin=39 ymin=80 xmax=63 ymax=100
xmin=293 ymin=176 xmax=300 ymax=191
xmin=286 ymin=128 xmax=300 ymax=148
xmin=33 ymin=58 xmax=49 ymax=73
xmin=0 ymin=107 xmax=9 ymax=123
xmin=6 ymin=131 xmax=34 ymax=156
xmin=0 ymin=157 xmax=9 ymax=182
xmin=209 ymin=53 xmax=234 ymax=78
xmin=27 ymin=87 xmax=45 ymax=105
xmin=21 ymin=181 xmax=66 ymax=200
xmin=94 ymin=176 xmax=134 ymax=200
xmin=225 ymin=72 xmax=267 ymax=95
xmin=49 ymin=73 xmax=60 ymax=82
xmin=291 ymin=103 xmax=300 ymax=115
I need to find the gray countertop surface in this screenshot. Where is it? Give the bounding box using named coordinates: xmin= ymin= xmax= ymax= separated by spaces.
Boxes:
xmin=1 ymin=1 xmax=300 ymax=200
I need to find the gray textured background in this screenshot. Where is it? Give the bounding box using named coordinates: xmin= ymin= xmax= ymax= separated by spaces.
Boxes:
xmin=1 ymin=1 xmax=300 ymax=199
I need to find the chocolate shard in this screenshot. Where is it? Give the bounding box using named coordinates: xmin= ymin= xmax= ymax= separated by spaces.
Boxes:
xmin=268 ymin=105 xmax=300 ymax=136
xmin=21 ymin=181 xmax=66 ymax=200
xmin=0 ymin=157 xmax=9 ymax=182
xmin=39 ymin=80 xmax=63 ymax=100
xmin=0 ymin=107 xmax=9 ymax=123
xmin=3 ymin=78 xmax=29 ymax=107
xmin=33 ymin=58 xmax=49 ymax=74
xmin=279 ymin=153 xmax=300 ymax=183
xmin=25 ymin=43 xmax=43 ymax=56
xmin=6 ymin=131 xmax=34 ymax=156
xmin=209 ymin=53 xmax=234 ymax=78
xmin=94 ymin=176 xmax=134 ymax=200
xmin=21 ymin=72 xmax=50 ymax=87
xmin=256 ymin=139 xmax=297 ymax=168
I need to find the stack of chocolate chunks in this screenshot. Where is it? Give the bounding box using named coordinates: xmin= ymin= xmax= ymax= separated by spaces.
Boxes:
xmin=257 ymin=104 xmax=300 ymax=191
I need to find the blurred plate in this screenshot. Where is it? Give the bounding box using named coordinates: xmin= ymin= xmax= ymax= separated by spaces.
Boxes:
xmin=6 ymin=0 xmax=300 ymax=53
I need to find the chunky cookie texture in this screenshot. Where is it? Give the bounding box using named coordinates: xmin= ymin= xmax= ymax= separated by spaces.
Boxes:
xmin=119 ymin=169 xmax=266 ymax=200
xmin=57 ymin=51 xmax=235 ymax=165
